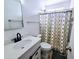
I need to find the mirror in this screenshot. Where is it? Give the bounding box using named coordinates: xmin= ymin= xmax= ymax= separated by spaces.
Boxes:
xmin=4 ymin=0 xmax=24 ymax=31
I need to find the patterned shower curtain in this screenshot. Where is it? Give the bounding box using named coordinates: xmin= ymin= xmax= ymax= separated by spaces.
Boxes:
xmin=40 ymin=11 xmax=72 ymax=53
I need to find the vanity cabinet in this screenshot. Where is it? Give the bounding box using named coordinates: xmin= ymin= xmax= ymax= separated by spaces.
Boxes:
xmin=29 ymin=47 xmax=41 ymax=59
xmin=18 ymin=41 xmax=41 ymax=59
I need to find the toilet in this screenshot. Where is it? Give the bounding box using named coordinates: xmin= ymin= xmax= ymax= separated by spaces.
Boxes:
xmin=37 ymin=34 xmax=52 ymax=59
xmin=41 ymin=42 xmax=52 ymax=59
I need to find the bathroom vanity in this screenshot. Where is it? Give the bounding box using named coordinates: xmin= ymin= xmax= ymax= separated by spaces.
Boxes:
xmin=4 ymin=36 xmax=41 ymax=59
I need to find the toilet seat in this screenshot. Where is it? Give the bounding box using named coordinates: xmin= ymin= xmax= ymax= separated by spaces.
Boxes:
xmin=41 ymin=42 xmax=51 ymax=51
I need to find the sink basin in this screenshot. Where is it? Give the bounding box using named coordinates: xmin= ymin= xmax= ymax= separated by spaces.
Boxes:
xmin=14 ymin=39 xmax=32 ymax=49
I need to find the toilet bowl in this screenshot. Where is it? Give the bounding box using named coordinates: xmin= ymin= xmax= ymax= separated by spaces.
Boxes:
xmin=40 ymin=42 xmax=52 ymax=59
xmin=41 ymin=42 xmax=51 ymax=51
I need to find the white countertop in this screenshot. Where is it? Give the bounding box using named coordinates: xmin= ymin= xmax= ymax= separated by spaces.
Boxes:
xmin=4 ymin=36 xmax=41 ymax=59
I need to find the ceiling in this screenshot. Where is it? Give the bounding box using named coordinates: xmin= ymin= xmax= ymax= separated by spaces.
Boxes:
xmin=21 ymin=0 xmax=72 ymax=17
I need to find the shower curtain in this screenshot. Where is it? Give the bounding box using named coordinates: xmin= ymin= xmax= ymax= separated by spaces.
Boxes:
xmin=40 ymin=10 xmax=72 ymax=54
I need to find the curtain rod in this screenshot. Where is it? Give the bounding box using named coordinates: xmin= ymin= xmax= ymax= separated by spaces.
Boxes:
xmin=39 ymin=10 xmax=72 ymax=15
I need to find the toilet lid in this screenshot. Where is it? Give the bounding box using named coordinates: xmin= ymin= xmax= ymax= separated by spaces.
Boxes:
xmin=41 ymin=42 xmax=51 ymax=50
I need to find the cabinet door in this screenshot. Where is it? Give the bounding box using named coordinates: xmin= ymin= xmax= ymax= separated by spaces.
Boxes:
xmin=32 ymin=48 xmax=41 ymax=59
xmin=18 ymin=41 xmax=41 ymax=59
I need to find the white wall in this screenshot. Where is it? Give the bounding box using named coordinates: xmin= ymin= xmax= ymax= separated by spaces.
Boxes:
xmin=22 ymin=0 xmax=44 ymax=17
xmin=45 ymin=0 xmax=73 ymax=11
xmin=4 ymin=0 xmax=24 ymax=45
xmin=23 ymin=15 xmax=40 ymax=36
xmin=4 ymin=0 xmax=40 ymax=45
xmin=4 ymin=0 xmax=22 ymax=29
xmin=70 ymin=0 xmax=74 ymax=8
xmin=4 ymin=14 xmax=40 ymax=45
xmin=67 ymin=22 xmax=74 ymax=59
xmin=67 ymin=1 xmax=74 ymax=58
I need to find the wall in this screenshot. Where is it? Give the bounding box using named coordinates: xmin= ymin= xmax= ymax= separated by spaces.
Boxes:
xmin=4 ymin=0 xmax=23 ymax=45
xmin=45 ymin=0 xmax=71 ymax=10
xmin=4 ymin=0 xmax=22 ymax=29
xmin=67 ymin=0 xmax=74 ymax=59
xmin=4 ymin=0 xmax=40 ymax=45
xmin=23 ymin=15 xmax=40 ymax=36
xmin=4 ymin=14 xmax=40 ymax=45
xmin=67 ymin=22 xmax=74 ymax=59
xmin=22 ymin=0 xmax=44 ymax=17
xmin=70 ymin=0 xmax=74 ymax=8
